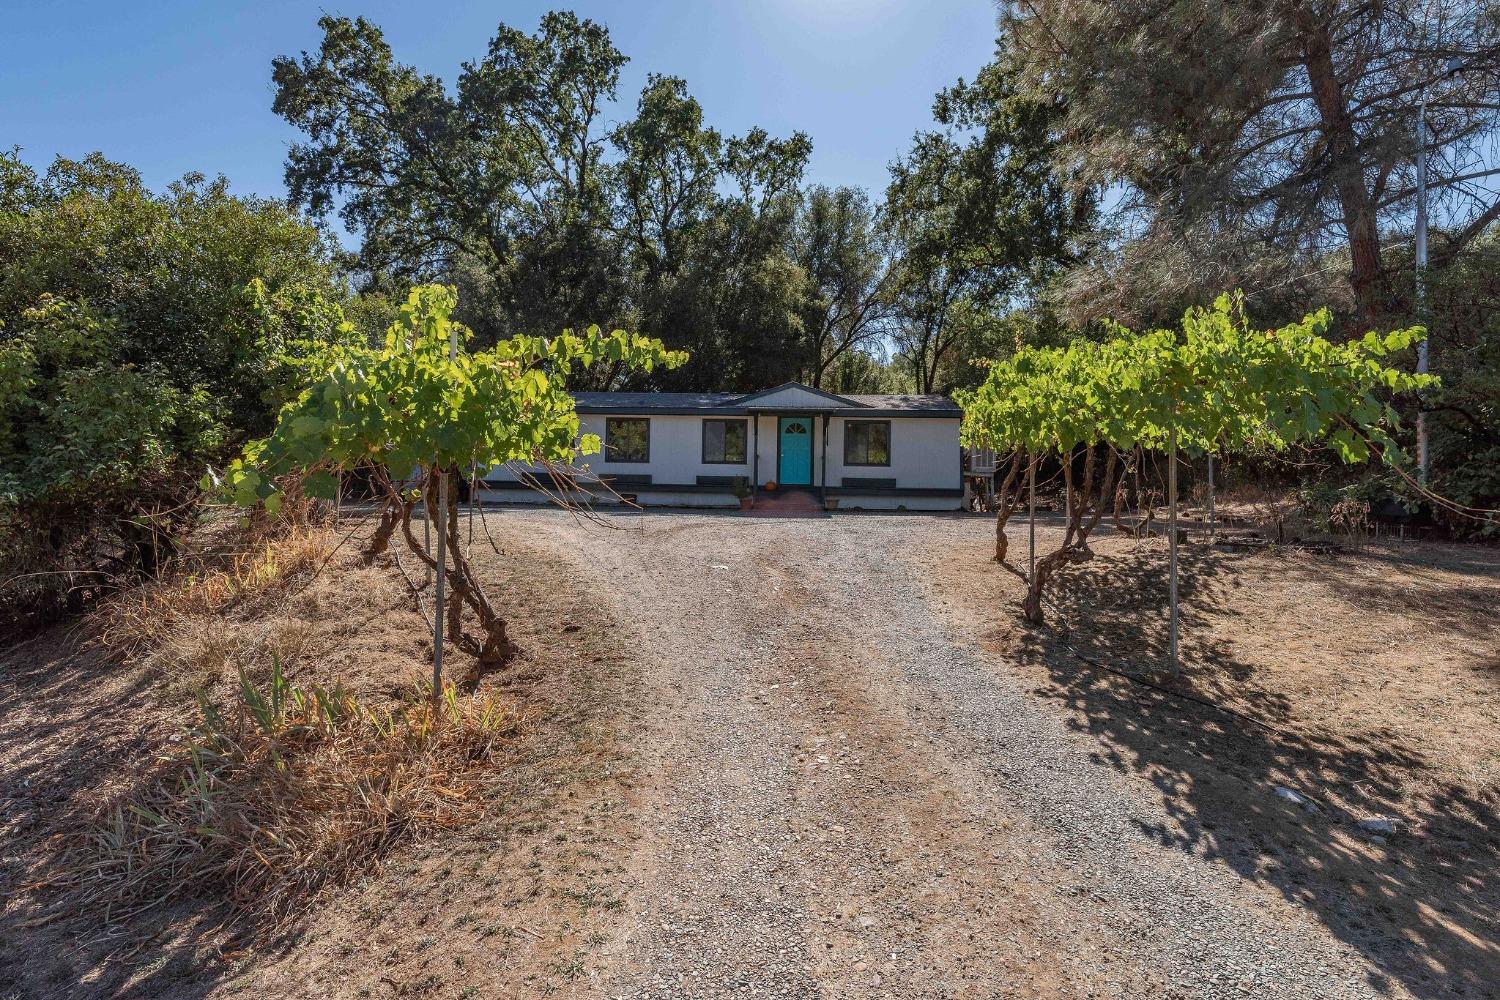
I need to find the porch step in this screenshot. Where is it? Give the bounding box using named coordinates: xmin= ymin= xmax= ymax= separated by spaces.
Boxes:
xmin=746 ymin=488 xmax=827 ymax=518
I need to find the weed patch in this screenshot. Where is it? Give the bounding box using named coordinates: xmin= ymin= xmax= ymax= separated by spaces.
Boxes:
xmin=91 ymin=521 xmax=335 ymax=660
xmin=65 ymin=657 xmax=530 ymax=930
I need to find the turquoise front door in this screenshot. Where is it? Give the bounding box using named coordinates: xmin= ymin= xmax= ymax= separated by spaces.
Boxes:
xmin=778 ymin=417 xmax=813 ymax=486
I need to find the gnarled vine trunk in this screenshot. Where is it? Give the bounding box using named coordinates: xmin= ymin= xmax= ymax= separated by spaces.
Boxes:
xmin=362 ymin=463 xmax=516 ymax=675
xmin=1112 ymin=448 xmax=1158 ymax=538
xmin=363 ymin=492 xmax=403 ymax=559
xmin=406 ymin=466 xmax=514 ymax=670
xmin=992 ymin=450 xmax=1030 ymax=563
xmin=1023 ymin=445 xmax=1119 ymax=624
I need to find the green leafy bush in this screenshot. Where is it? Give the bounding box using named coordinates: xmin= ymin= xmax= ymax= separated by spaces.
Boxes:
xmin=0 ymin=151 xmax=350 ymax=618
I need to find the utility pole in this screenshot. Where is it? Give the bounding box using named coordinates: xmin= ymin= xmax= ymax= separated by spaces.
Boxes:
xmin=1415 ymin=88 xmax=1430 ymax=484
xmin=1415 ymin=56 xmax=1468 ymax=486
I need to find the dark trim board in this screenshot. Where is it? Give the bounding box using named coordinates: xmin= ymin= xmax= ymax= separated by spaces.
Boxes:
xmin=827 ymin=486 xmax=964 ymax=498
xmin=482 ymin=480 xmax=963 ymax=499
xmin=484 ymin=481 xmax=737 ymax=495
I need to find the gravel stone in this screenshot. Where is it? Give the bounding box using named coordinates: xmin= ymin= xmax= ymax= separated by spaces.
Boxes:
xmin=503 ymin=508 xmax=1409 ymax=999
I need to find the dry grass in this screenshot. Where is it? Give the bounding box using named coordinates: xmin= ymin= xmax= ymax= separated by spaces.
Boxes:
xmin=3 ymin=507 xmax=639 ymax=999
xmin=68 ymin=658 xmax=531 ymax=930
xmin=52 ymin=514 xmax=535 ymax=933
xmin=90 ymin=521 xmax=336 ymax=661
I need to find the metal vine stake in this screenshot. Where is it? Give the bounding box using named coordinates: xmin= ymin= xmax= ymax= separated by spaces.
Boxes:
xmin=431 ymin=320 xmax=458 ymax=695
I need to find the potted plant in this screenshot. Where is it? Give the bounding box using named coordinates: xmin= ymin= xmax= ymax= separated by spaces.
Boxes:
xmin=733 ymin=481 xmax=753 ymax=510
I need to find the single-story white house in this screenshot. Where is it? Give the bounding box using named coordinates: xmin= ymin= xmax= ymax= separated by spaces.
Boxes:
xmin=481 ymin=381 xmax=966 ymax=511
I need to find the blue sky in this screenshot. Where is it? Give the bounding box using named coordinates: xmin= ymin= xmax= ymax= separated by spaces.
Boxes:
xmin=2 ymin=0 xmax=998 ymax=216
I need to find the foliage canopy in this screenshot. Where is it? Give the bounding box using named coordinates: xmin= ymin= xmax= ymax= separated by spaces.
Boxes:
xmin=214 ymin=285 xmax=686 ymax=512
xmin=272 ymin=13 xmax=836 ymax=391
xmin=0 ymin=151 xmax=349 ymax=610
xmin=998 ymin=0 xmax=1500 ymax=324
xmin=958 ymin=294 xmax=1435 ymax=623
xmin=957 ymin=294 xmax=1434 ymax=462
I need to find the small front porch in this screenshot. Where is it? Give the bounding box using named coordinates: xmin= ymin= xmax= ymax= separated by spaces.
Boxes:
xmin=749 ymin=408 xmax=836 ymax=506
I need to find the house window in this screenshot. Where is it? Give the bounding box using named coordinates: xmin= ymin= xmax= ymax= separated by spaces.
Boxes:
xmin=844 ymin=420 xmax=891 ymax=466
xmin=605 ymin=417 xmax=650 ymax=463
xmin=701 ymin=418 xmax=748 ymax=464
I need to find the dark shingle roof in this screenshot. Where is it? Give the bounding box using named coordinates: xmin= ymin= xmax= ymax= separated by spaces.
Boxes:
xmin=845 ymin=394 xmax=962 ymax=413
xmin=571 ymin=391 xmax=745 ymax=411
xmin=571 ymin=388 xmax=958 ymax=416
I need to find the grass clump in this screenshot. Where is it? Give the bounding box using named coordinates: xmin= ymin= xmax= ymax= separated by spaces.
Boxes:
xmin=92 ymin=521 xmax=335 ymax=659
xmin=72 ymin=655 xmax=527 ymax=927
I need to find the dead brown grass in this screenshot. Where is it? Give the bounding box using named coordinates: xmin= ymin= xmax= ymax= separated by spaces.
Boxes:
xmin=69 ymin=662 xmax=532 ymax=930
xmin=90 ymin=520 xmax=337 ymax=661
xmin=2 ymin=508 xmax=641 ymax=999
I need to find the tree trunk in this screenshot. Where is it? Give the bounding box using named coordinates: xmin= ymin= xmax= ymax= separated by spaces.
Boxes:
xmin=1299 ymin=15 xmax=1387 ymax=323
xmin=1023 ymin=446 xmax=1119 ymax=623
xmin=992 ymin=451 xmax=1026 ymax=563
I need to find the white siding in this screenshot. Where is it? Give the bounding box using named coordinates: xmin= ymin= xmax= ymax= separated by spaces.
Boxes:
xmin=827 ymin=416 xmax=961 ymax=491
xmin=575 ymin=413 xmax=752 ymax=485
xmin=493 ymin=410 xmax=961 ymax=497
xmin=754 ymin=414 xmax=960 ymax=491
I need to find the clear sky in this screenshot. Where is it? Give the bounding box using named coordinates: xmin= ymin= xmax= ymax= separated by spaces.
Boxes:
xmin=2 ymin=0 xmax=999 ymax=215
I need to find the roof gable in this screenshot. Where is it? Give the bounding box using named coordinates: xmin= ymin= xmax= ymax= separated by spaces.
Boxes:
xmin=736 ymin=382 xmax=863 ymax=410
xmin=567 ymin=384 xmax=960 ymax=417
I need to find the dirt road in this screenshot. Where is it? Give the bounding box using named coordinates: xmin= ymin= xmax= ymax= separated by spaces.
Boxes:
xmin=499 ymin=508 xmax=1398 ymax=1000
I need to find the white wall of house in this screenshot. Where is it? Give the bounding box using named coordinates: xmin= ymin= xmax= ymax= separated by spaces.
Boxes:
xmin=573 ymin=413 xmax=754 ymax=484
xmin=824 ymin=416 xmax=961 ymax=491
xmin=749 ymin=414 xmax=961 ymax=491
xmin=483 ymin=409 xmax=963 ymax=508
xmin=563 ymin=412 xmax=961 ymax=490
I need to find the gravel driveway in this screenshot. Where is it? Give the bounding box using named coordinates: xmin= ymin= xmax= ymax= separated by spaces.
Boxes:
xmin=496 ymin=507 xmax=1403 ymax=1000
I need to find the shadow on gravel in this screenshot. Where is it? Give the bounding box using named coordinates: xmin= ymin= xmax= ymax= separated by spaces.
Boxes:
xmin=1006 ymin=544 xmax=1500 ymax=1000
